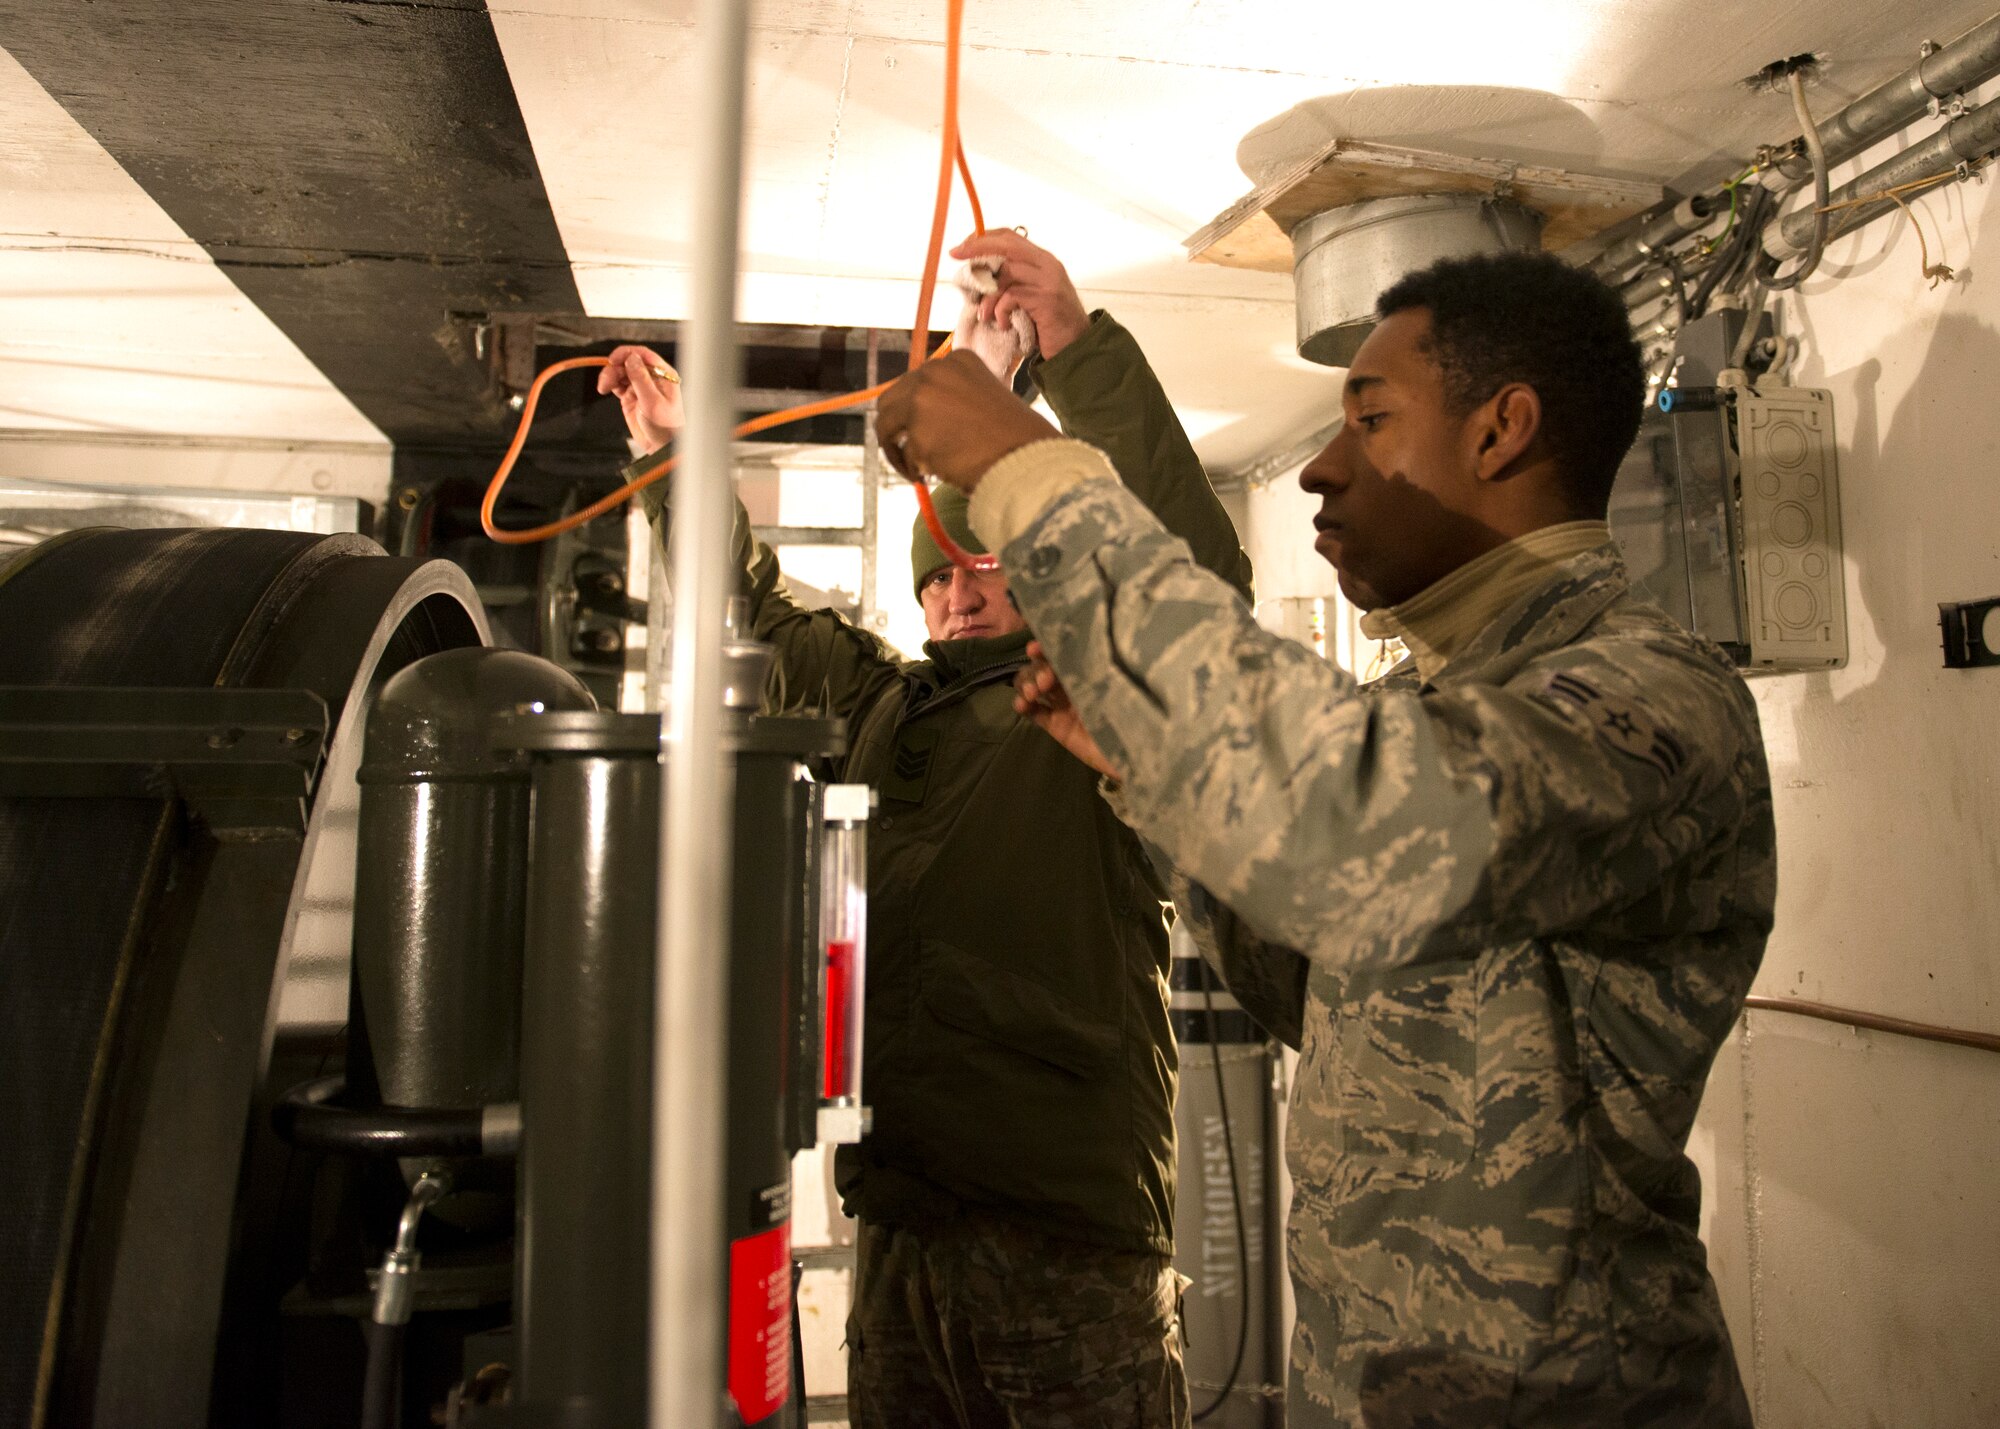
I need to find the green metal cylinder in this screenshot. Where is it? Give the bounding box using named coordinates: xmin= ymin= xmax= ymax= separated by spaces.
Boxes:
xmin=350 ymin=648 xmax=594 ymax=1127
xmin=505 ymin=717 xmax=660 ymax=1426
xmin=497 ymin=711 xmax=842 ymax=1428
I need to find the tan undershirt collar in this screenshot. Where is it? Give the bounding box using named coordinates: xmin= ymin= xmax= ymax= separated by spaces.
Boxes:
xmin=1359 ymin=521 xmax=1611 ymax=683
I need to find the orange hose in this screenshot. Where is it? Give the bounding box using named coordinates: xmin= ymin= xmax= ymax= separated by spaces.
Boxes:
xmin=956 ymin=138 xmax=985 ymax=235
xmin=906 ymin=0 xmax=964 ymax=370
xmin=482 ymin=0 xmax=996 ymax=574
xmin=481 ymin=356 xmax=902 ymax=546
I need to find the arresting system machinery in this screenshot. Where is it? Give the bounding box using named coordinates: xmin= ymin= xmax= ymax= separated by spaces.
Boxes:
xmin=0 ymin=526 xmax=873 ymax=1428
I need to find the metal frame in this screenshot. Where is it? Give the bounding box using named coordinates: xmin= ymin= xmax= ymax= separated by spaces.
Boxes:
xmin=0 ymin=686 xmax=327 ymax=814
xmin=739 ymin=325 xmax=895 ymax=638
xmin=477 ymin=313 xmax=930 ymax=397
xmin=860 ymin=329 xmax=883 ymax=632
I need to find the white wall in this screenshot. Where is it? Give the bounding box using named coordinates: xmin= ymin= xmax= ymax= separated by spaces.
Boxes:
xmin=1688 ymin=98 xmax=2000 ymax=1428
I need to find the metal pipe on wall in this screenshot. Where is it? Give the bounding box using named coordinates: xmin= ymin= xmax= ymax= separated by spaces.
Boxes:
xmin=1586 ymin=195 xmax=1712 ymax=284
xmin=655 ymin=0 xmax=752 ymax=1423
xmin=1591 ymin=10 xmax=2000 ymax=283
xmin=1767 ymin=93 xmax=2000 ymax=257
xmin=1767 ymin=14 xmax=2000 ymax=188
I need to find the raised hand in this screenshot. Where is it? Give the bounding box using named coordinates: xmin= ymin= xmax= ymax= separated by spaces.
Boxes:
xmin=949 ymin=230 xmax=1090 ymax=360
xmin=876 ymin=351 xmax=1059 ymax=493
xmin=596 ymin=345 xmax=685 ymax=450
xmin=1013 ymin=640 xmax=1121 ymax=781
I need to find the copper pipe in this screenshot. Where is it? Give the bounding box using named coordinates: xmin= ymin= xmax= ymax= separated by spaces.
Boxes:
xmin=1743 ymin=995 xmax=2000 ymax=1055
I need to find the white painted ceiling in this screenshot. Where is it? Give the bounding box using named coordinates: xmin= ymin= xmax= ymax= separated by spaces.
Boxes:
xmin=4 ymin=0 xmax=1996 ymax=470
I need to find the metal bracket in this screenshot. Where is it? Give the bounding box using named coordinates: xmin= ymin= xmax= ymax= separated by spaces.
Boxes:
xmin=815 ymin=1102 xmax=871 ymax=1144
xmin=0 ymin=686 xmax=328 ymax=825
xmin=574 ymin=564 xmax=647 ymax=626
xmin=1939 ymin=598 xmax=2000 ymax=668
xmin=490 ymin=314 xmax=542 ymax=405
xmin=753 ymin=525 xmax=866 ymax=548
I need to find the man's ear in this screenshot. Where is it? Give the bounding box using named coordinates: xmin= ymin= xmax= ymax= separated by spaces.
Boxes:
xmin=1470 ymin=382 xmax=1542 ymax=483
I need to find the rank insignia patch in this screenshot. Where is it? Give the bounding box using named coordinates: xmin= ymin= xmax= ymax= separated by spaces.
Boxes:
xmin=1539 ymin=670 xmax=1687 ymax=780
xmin=882 ymin=725 xmax=939 ymax=803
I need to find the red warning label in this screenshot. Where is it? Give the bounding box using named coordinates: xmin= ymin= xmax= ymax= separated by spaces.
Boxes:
xmin=728 ymin=1221 xmax=792 ymax=1423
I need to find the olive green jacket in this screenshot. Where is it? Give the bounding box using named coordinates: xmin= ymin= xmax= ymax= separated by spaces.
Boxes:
xmin=640 ymin=313 xmax=1249 ymax=1252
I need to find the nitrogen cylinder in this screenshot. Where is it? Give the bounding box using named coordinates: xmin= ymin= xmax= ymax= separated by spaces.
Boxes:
xmin=1171 ymin=924 xmax=1280 ymax=1428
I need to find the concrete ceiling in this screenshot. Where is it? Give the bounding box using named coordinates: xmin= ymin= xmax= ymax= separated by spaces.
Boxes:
xmin=3 ymin=0 xmax=1996 ymax=471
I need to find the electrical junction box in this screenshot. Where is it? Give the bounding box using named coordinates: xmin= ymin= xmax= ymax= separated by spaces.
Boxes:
xmin=1608 ymin=384 xmax=1847 ymax=672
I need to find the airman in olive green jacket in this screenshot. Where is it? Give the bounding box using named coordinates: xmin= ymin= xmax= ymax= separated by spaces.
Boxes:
xmin=627 ymin=300 xmax=1248 ymax=1426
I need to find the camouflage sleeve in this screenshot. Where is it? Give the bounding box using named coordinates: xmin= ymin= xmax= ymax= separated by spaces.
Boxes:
xmin=1170 ymin=871 xmax=1307 ymax=1050
xmin=633 ymin=448 xmax=901 ymax=722
xmin=1030 ymin=313 xmax=1254 ymax=601
xmin=998 ymin=475 xmax=1756 ymax=968
xmin=1109 ymin=781 xmax=1308 ymax=1046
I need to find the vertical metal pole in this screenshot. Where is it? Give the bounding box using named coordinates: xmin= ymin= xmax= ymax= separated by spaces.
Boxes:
xmin=859 ymin=328 xmax=882 ymax=633
xmin=656 ymin=0 xmax=750 ymax=1423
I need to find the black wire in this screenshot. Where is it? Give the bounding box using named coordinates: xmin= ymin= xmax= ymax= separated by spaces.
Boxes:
xmin=1688 ymin=184 xmax=1772 ymax=319
xmin=1191 ymin=959 xmax=1251 ymax=1423
xmin=1707 ymin=185 xmax=1770 ymax=314
xmin=1731 ymin=186 xmax=1782 ymax=294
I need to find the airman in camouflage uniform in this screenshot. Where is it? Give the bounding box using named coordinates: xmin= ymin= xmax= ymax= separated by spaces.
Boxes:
xmin=879 ymin=252 xmax=1775 ymax=1427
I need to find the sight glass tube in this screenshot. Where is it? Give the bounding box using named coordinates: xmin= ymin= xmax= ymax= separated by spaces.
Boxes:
xmin=816 ymin=783 xmax=872 ymax=1144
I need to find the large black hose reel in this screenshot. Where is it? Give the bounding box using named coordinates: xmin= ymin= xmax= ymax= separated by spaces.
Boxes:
xmin=0 ymin=527 xmax=488 ymax=1429
xmin=3 ymin=523 xmax=846 ymax=1429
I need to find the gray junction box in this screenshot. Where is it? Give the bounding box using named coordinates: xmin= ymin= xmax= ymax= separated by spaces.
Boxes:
xmin=1609 ymin=382 xmax=1847 ymax=673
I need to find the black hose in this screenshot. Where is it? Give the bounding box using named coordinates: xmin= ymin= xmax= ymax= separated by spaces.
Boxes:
xmin=272 ymin=1074 xmax=495 ymax=1158
xmin=791 ymin=1260 xmax=808 ymax=1411
xmin=1688 ymin=185 xmax=1772 ymax=319
xmin=360 ymin=1318 xmax=405 ymax=1429
xmin=1191 ymin=960 xmax=1251 ymax=1423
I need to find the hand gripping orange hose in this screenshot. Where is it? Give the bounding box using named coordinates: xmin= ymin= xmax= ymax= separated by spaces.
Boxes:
xmin=481 ymin=0 xmax=1000 ymax=574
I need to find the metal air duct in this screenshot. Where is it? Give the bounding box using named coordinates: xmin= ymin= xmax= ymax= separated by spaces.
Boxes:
xmin=1291 ymin=194 xmax=1545 ymax=367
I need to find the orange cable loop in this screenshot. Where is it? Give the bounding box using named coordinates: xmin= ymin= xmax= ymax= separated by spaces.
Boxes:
xmin=482 ymin=0 xmax=999 ymax=573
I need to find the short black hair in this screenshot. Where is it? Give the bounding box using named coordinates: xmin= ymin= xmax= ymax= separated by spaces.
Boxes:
xmin=1376 ymin=251 xmax=1644 ymax=513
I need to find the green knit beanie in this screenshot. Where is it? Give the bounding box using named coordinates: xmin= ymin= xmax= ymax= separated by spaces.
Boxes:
xmin=909 ymin=484 xmax=987 ymax=594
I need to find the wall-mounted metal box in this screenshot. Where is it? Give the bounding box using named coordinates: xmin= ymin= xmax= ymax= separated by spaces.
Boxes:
xmin=1609 ymin=384 xmax=1847 ymax=672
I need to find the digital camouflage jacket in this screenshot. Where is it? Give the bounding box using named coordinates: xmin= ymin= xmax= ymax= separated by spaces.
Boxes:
xmin=977 ymin=452 xmax=1773 ymax=1427
xmin=640 ymin=315 xmax=1250 ymax=1254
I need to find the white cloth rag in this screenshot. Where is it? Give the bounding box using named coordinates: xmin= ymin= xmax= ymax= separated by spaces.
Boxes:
xmin=951 ymin=259 xmax=1038 ymax=382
